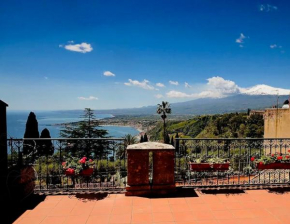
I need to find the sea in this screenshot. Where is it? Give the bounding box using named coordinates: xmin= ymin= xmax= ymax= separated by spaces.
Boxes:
xmin=7 ymin=110 xmax=139 ymax=138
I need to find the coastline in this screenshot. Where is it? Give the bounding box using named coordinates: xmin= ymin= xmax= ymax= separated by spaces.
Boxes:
xmin=100 ymin=124 xmax=144 ymax=134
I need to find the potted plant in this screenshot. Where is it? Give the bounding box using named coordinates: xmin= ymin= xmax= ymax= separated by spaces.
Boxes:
xmin=62 ymin=156 xmax=95 ymax=176
xmin=189 ymin=155 xmax=230 ymax=171
xmin=252 ymin=151 xmax=290 ymax=170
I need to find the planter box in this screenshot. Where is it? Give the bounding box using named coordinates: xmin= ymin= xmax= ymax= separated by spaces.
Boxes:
xmin=256 ymin=163 xmax=290 ymax=170
xmin=189 ymin=163 xmax=230 ymax=171
xmin=80 ymin=168 xmax=94 ymax=176
xmin=65 ymin=168 xmax=75 ymax=176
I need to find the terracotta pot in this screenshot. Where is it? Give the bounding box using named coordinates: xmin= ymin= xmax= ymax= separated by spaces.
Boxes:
xmin=80 ymin=168 xmax=94 ymax=176
xmin=189 ymin=163 xmax=230 ymax=171
xmin=256 ymin=163 xmax=290 ymax=170
xmin=65 ymin=168 xmax=75 ymax=176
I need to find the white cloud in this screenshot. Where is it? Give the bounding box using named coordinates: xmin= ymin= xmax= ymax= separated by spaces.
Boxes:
xmin=78 ymin=96 xmax=98 ymax=100
xmin=185 ymin=82 xmax=192 ymax=88
xmin=167 ymin=76 xmax=240 ymax=99
xmin=103 ymin=71 xmax=115 ymax=77
xmin=236 ymin=33 xmax=248 ymax=47
xmin=156 ymin=83 xmax=165 ymax=87
xmin=207 ymin=76 xmax=240 ymax=95
xmin=270 ymin=44 xmax=282 ymax=49
xmin=166 ymin=91 xmax=195 ymax=98
xmin=60 ymin=42 xmax=93 ymax=53
xmin=155 ymin=94 xmax=163 ymax=99
xmin=124 ymin=79 xmax=156 ymax=90
xmin=259 ymin=4 xmax=278 ymax=12
xmin=169 ymin=80 xmax=179 ymax=85
xmin=68 ymin=40 xmax=74 ymax=44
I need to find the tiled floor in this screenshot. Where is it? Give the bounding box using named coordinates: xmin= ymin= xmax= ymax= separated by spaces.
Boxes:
xmin=13 ymin=189 xmax=290 ymax=224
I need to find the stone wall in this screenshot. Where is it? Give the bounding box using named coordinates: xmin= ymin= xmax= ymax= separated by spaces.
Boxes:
xmin=264 ymin=108 xmax=290 ymax=138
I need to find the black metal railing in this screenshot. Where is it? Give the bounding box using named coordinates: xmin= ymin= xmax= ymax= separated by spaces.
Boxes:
xmin=175 ymin=138 xmax=290 ymax=188
xmin=7 ymin=137 xmax=290 ymax=192
xmin=7 ymin=138 xmax=126 ymax=192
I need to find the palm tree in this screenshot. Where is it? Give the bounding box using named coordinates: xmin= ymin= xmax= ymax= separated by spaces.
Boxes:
xmin=117 ymin=134 xmax=137 ymax=159
xmin=157 ymin=101 xmax=172 ymax=143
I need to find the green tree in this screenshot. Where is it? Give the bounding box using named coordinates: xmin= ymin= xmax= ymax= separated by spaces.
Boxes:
xmin=23 ymin=112 xmax=39 ymax=156
xmin=116 ymin=134 xmax=137 ymax=159
xmin=60 ymin=108 xmax=108 ymax=158
xmin=38 ymin=128 xmax=54 ymax=156
xmin=170 ymin=135 xmax=174 ymax=146
xmin=165 ymin=133 xmax=170 ymax=144
xmin=245 ymin=114 xmax=264 ymax=138
xmin=143 ymin=133 xmax=148 ymax=142
xmin=157 ymin=101 xmax=171 ymax=143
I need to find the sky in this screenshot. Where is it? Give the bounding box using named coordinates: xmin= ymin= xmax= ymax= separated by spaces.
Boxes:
xmin=1 ymin=0 xmax=290 ymax=110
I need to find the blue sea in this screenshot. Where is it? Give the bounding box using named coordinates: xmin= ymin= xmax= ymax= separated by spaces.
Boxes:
xmin=7 ymin=110 xmax=139 ymax=138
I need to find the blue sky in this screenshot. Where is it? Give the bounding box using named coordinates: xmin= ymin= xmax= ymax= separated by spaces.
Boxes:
xmin=1 ymin=0 xmax=290 ymax=110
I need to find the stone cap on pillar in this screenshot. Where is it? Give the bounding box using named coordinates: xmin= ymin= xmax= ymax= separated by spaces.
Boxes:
xmin=0 ymin=100 xmax=8 ymax=107
xmin=127 ymin=142 xmax=175 ymax=150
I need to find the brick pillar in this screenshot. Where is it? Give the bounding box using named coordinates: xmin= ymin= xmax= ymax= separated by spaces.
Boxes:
xmin=127 ymin=150 xmax=150 ymax=186
xmin=126 ymin=142 xmax=175 ymax=196
xmin=152 ymin=149 xmax=175 ymax=191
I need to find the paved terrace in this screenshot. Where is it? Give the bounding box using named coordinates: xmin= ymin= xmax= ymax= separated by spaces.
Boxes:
xmin=12 ymin=188 xmax=290 ymax=224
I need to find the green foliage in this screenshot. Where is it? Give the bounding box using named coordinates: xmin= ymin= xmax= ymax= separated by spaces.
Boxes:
xmin=60 ymin=108 xmax=108 ymax=158
xmin=157 ymin=101 xmax=172 ymax=142
xmin=149 ymin=112 xmax=264 ymax=139
xmin=38 ymin=128 xmax=54 ymax=156
xmin=23 ymin=112 xmax=40 ymax=155
xmin=189 ymin=154 xmax=228 ymax=164
xmin=254 ymin=152 xmax=290 ymax=165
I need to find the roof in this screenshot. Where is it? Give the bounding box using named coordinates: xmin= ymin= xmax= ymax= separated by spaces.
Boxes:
xmin=127 ymin=142 xmax=175 ymax=150
xmin=0 ymin=100 xmax=8 ymax=107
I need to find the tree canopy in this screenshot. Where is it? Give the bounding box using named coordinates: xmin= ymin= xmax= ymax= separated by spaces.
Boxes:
xmin=60 ymin=108 xmax=109 ymax=158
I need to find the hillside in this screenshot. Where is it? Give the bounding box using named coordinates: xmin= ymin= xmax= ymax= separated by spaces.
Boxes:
xmin=94 ymin=95 xmax=288 ymax=115
xmin=148 ymin=113 xmax=264 ymax=140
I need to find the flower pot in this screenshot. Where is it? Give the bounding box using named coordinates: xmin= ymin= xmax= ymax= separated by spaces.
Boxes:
xmin=80 ymin=168 xmax=94 ymax=176
xmin=189 ymin=163 xmax=230 ymax=171
xmin=256 ymin=163 xmax=290 ymax=170
xmin=65 ymin=168 xmax=75 ymax=176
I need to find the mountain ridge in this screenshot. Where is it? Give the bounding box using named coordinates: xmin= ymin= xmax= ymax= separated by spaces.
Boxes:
xmin=94 ymin=94 xmax=289 ymax=116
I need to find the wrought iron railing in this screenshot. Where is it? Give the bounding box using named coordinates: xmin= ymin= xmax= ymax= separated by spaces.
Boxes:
xmin=7 ymin=138 xmax=126 ymax=192
xmin=175 ymin=138 xmax=290 ymax=188
xmin=7 ymin=137 xmax=290 ymax=192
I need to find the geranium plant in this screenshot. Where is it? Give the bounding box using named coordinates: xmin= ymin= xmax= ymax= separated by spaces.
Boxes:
xmin=251 ymin=151 xmax=290 ymax=165
xmin=189 ymin=155 xmax=229 ymax=164
xmin=189 ymin=155 xmax=230 ymax=171
xmin=62 ymin=156 xmax=95 ymax=175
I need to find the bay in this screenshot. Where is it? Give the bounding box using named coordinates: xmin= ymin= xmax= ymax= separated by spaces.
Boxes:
xmin=7 ymin=110 xmax=139 ymax=138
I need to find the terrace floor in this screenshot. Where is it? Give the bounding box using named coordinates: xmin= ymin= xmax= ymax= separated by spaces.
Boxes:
xmin=12 ymin=188 xmax=290 ymax=224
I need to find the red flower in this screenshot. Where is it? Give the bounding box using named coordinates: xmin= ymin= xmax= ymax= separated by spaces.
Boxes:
xmin=62 ymin=162 xmax=66 ymax=166
xmin=288 ymin=149 xmax=290 ymax=153
xmin=79 ymin=158 xmax=86 ymax=164
xmin=271 ymin=154 xmax=275 ymax=157
xmin=277 ymin=156 xmax=283 ymax=160
xmin=65 ymin=168 xmax=75 ymax=176
xmin=286 ymin=155 xmax=290 ymax=159
xmin=89 ymin=159 xmax=93 ymax=162
xmin=259 ymin=162 xmax=263 ymax=165
xmin=251 ymin=157 xmax=255 ymax=161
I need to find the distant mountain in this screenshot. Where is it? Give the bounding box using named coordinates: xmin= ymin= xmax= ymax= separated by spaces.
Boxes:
xmin=240 ymin=85 xmax=290 ymax=96
xmin=95 ymin=95 xmax=289 ymax=116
